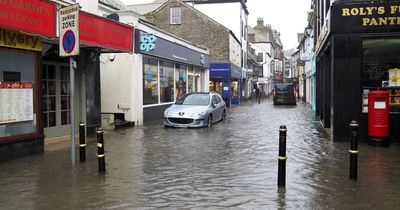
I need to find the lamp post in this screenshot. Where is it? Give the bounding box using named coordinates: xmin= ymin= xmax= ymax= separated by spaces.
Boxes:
xmin=302 ymin=73 xmax=306 ymax=101
xmin=271 ymin=60 xmax=275 ymax=86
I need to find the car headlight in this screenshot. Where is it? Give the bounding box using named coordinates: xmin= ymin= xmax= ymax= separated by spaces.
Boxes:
xmin=190 ymin=111 xmax=206 ymax=117
xmin=164 ymin=110 xmax=172 ymax=117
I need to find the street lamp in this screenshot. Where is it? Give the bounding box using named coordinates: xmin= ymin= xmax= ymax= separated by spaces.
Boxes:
xmin=305 ymin=22 xmax=312 ymax=37
xmin=270 ymin=60 xmax=275 ymax=84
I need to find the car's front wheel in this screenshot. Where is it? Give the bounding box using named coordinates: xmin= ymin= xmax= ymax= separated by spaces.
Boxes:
xmin=207 ymin=115 xmax=213 ymax=128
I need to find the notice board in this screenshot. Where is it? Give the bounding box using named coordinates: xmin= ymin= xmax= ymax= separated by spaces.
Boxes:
xmin=0 ymin=82 xmax=34 ymax=124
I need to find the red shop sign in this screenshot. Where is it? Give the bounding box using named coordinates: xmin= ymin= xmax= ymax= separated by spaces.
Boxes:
xmin=80 ymin=11 xmax=133 ymax=53
xmin=0 ymin=0 xmax=56 ymax=37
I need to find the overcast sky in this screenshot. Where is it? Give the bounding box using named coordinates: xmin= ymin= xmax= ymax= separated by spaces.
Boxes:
xmin=120 ymin=0 xmax=311 ymax=50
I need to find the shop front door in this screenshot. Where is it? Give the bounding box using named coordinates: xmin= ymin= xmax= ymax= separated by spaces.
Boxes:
xmin=42 ymin=62 xmax=71 ymax=138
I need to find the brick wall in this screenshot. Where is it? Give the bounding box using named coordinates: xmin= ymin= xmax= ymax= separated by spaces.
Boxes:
xmin=152 ymin=0 xmax=230 ymax=64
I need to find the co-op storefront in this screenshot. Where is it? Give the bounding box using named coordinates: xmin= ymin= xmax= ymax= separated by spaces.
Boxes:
xmin=101 ymin=17 xmax=209 ymax=125
xmin=316 ymin=1 xmax=400 ymax=142
xmin=0 ymin=0 xmax=133 ymax=159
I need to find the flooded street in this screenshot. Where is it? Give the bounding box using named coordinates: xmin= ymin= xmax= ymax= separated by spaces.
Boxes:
xmin=1 ymin=99 xmax=400 ymax=209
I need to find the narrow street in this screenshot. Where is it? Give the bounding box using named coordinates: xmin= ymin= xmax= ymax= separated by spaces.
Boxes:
xmin=1 ymin=99 xmax=400 ymax=209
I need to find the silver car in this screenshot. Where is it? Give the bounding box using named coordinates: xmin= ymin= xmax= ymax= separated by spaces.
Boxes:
xmin=163 ymin=92 xmax=227 ymax=128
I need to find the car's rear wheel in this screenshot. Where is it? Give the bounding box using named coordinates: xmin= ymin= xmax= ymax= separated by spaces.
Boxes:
xmin=222 ymin=110 xmax=226 ymax=121
xmin=207 ymin=115 xmax=213 ymax=127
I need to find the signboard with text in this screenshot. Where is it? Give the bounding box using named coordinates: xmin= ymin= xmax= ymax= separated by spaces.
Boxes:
xmin=80 ymin=11 xmax=133 ymax=53
xmin=0 ymin=0 xmax=56 ymax=38
xmin=59 ymin=4 xmax=80 ymax=57
xmin=0 ymin=28 xmax=42 ymax=51
xmin=332 ymin=2 xmax=400 ymax=33
xmin=134 ymin=29 xmax=208 ymax=67
xmin=0 ymin=82 xmax=34 ymax=124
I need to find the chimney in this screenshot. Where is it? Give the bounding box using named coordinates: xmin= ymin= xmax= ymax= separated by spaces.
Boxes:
xmin=257 ymin=17 xmax=264 ymax=27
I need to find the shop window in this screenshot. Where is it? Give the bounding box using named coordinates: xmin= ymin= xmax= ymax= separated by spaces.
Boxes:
xmin=187 ymin=66 xmax=194 ymax=93
xmin=175 ymin=64 xmax=187 ymax=99
xmin=42 ymin=64 xmax=56 ymax=127
xmin=143 ymin=57 xmax=159 ymax=105
xmin=0 ymin=50 xmax=37 ymax=138
xmin=160 ymin=61 xmax=174 ymax=103
xmin=231 ymin=81 xmax=239 ymax=99
xmin=60 ymin=66 xmax=70 ymax=125
xmin=362 ymin=38 xmax=400 ymax=113
xmin=170 ymin=6 xmax=181 ymax=24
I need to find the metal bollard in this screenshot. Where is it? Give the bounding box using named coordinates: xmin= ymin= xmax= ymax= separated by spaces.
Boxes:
xmin=96 ymin=127 xmax=106 ymax=174
xmin=349 ymin=120 xmax=359 ymax=180
xmin=79 ymin=122 xmax=86 ymax=162
xmin=278 ymin=125 xmax=287 ymax=187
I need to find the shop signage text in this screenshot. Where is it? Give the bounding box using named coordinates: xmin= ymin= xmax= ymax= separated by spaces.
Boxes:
xmin=333 ymin=2 xmax=400 ymax=32
xmin=135 ymin=29 xmax=209 ymax=67
xmin=342 ymin=6 xmax=400 ymax=26
xmin=140 ymin=34 xmax=156 ymax=52
xmin=0 ymin=28 xmax=41 ymax=51
xmin=0 ymin=0 xmax=56 ymax=37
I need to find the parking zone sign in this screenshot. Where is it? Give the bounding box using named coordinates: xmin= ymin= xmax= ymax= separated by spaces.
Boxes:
xmin=59 ymin=4 xmax=79 ymax=57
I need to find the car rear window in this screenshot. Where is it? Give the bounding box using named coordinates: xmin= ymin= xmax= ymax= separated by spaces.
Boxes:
xmin=275 ymin=84 xmax=294 ymax=93
xmin=175 ymin=94 xmax=210 ymax=106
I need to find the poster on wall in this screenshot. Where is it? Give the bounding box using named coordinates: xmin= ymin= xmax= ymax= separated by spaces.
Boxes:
xmin=388 ymin=68 xmax=400 ymax=87
xmin=0 ymin=82 xmax=34 ymax=124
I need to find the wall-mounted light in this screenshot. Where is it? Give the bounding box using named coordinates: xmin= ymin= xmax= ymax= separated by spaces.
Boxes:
xmin=108 ymin=54 xmax=116 ymax=62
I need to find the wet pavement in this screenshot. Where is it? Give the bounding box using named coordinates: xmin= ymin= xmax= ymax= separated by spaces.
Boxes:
xmin=1 ymin=98 xmax=400 ymax=209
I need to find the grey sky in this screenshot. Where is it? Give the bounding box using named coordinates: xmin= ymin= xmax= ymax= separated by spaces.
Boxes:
xmin=120 ymin=0 xmax=311 ymax=50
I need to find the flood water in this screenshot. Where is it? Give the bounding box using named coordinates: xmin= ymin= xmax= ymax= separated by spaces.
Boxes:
xmin=1 ymin=99 xmax=400 ymax=209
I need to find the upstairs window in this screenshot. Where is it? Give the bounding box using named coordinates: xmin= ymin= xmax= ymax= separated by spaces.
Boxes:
xmin=257 ymin=53 xmax=263 ymax=62
xmin=170 ymin=6 xmax=181 ymax=24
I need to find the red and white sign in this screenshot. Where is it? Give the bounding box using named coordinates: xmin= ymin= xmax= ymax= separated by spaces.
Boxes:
xmin=0 ymin=0 xmax=56 ymax=38
xmin=80 ymin=11 xmax=133 ymax=53
xmin=0 ymin=82 xmax=34 ymax=124
xmin=59 ymin=4 xmax=79 ymax=57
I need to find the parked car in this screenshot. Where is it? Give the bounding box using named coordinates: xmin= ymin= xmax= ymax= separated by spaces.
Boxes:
xmin=273 ymin=83 xmax=297 ymax=105
xmin=163 ymin=92 xmax=227 ymax=128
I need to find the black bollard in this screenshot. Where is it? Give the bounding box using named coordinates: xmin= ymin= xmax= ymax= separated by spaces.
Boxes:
xmin=79 ymin=122 xmax=86 ymax=162
xmin=278 ymin=125 xmax=287 ymax=187
xmin=349 ymin=120 xmax=359 ymax=180
xmin=96 ymin=127 xmax=106 ymax=174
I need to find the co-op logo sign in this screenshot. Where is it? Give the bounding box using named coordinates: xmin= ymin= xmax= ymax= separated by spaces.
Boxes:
xmin=140 ymin=34 xmax=157 ymax=52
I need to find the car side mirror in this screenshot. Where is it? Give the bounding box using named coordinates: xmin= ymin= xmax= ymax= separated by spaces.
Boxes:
xmin=212 ymin=103 xmax=217 ymax=108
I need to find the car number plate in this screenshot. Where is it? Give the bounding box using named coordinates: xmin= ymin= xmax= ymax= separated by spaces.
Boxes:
xmin=277 ymin=99 xmax=284 ymax=102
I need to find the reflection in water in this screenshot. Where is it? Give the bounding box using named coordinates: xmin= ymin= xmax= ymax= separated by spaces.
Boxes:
xmin=0 ymin=100 xmax=400 ymax=209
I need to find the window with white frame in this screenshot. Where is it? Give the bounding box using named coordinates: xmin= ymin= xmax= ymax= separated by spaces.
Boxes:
xmin=170 ymin=6 xmax=181 ymax=24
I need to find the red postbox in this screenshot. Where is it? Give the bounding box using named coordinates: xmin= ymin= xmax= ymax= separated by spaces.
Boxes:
xmin=368 ymin=90 xmax=389 ymax=142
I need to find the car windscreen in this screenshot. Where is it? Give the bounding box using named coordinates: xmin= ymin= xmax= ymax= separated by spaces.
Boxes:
xmin=175 ymin=94 xmax=210 ymax=106
xmin=275 ymin=84 xmax=294 ymax=93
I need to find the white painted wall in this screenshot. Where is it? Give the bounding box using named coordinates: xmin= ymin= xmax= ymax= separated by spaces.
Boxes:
xmin=229 ymin=34 xmax=241 ymax=67
xmin=76 ymin=0 xmax=98 ymax=14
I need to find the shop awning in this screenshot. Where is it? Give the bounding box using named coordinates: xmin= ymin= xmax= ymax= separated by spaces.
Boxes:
xmin=80 ymin=11 xmax=133 ymax=53
xmin=0 ymin=0 xmax=133 ymax=53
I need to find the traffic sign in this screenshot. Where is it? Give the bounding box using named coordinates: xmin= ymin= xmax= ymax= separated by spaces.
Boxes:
xmin=59 ymin=4 xmax=79 ymax=57
xmin=62 ymin=30 xmax=76 ymax=54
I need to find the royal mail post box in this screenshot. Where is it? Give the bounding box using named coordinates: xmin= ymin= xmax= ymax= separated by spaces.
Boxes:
xmin=368 ymin=90 xmax=389 ymax=141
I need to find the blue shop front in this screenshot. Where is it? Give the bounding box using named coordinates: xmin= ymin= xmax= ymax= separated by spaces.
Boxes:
xmin=209 ymin=63 xmax=242 ymax=107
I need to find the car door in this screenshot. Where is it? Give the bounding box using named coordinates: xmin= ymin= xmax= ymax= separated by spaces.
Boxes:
xmin=214 ymin=94 xmax=225 ymax=120
xmin=211 ymin=95 xmax=220 ymax=122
